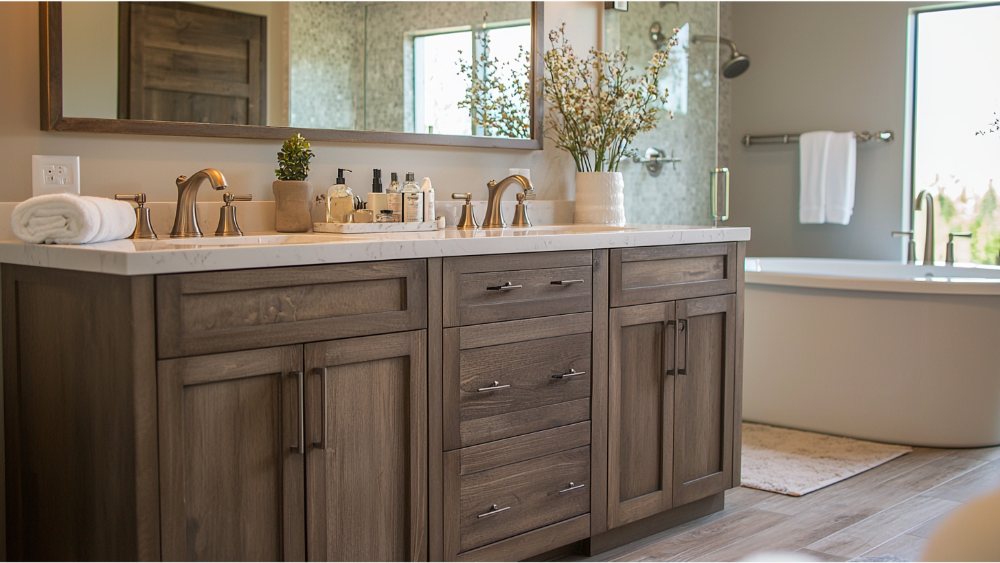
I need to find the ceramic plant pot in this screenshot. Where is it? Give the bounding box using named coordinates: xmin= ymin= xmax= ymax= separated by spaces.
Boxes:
xmin=272 ymin=180 xmax=313 ymax=232
xmin=574 ymin=171 xmax=626 ymax=226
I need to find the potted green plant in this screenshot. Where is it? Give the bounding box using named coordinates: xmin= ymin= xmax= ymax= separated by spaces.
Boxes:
xmin=273 ymin=133 xmax=315 ymax=232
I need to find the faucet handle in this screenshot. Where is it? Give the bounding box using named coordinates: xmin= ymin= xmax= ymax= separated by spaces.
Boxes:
xmin=115 ymin=194 xmax=156 ymax=239
xmin=451 ymin=193 xmax=478 ymax=229
xmin=892 ymin=231 xmax=917 ymax=265
xmin=217 ymin=194 xmax=250 ymax=237
xmin=945 ymin=232 xmax=973 ymax=265
xmin=116 ymin=193 xmax=147 ymax=207
xmin=223 ymin=193 xmax=252 ymax=206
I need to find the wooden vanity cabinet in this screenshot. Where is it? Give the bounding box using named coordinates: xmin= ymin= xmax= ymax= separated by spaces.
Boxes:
xmin=2 ymin=241 xmax=743 ymax=562
xmin=605 ymin=243 xmax=742 ymax=534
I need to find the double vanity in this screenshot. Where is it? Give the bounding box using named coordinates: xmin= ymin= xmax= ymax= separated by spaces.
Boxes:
xmin=0 ymin=224 xmax=748 ymax=561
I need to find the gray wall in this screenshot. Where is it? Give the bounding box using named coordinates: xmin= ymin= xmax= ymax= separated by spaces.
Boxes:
xmin=728 ymin=2 xmax=926 ymax=260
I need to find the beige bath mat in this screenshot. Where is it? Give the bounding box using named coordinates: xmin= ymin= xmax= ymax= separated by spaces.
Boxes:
xmin=741 ymin=422 xmax=912 ymax=496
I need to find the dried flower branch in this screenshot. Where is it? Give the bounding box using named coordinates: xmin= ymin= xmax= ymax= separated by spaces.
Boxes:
xmin=457 ymin=12 xmax=532 ymax=139
xmin=543 ymin=24 xmax=676 ymax=172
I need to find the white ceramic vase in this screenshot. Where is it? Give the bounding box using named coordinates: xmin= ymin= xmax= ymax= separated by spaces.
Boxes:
xmin=574 ymin=171 xmax=626 ymax=226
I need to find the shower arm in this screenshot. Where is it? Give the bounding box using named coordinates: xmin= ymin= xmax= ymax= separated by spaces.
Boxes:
xmin=691 ymin=35 xmax=739 ymax=55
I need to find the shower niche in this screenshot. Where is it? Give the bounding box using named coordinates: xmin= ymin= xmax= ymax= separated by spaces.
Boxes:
xmin=604 ymin=2 xmax=735 ymax=226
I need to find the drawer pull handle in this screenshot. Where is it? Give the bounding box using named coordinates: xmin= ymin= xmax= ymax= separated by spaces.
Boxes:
xmin=551 ymin=368 xmax=586 ymax=380
xmin=558 ymin=482 xmax=586 ymax=494
xmin=551 ymin=279 xmax=584 ymax=285
xmin=478 ymin=504 xmax=510 ymax=518
xmin=487 ymin=281 xmax=522 ymax=291
xmin=477 ymin=381 xmax=511 ymax=392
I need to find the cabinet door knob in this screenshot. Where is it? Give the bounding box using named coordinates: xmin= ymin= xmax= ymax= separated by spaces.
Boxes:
xmin=478 ymin=504 xmax=511 ymax=518
xmin=558 ymin=482 xmax=586 ymax=494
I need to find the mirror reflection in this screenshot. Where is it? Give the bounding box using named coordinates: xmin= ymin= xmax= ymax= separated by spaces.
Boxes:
xmin=61 ymin=1 xmax=533 ymax=139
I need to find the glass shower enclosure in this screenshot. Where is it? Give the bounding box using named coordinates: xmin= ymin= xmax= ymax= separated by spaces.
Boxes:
xmin=603 ymin=2 xmax=723 ymax=226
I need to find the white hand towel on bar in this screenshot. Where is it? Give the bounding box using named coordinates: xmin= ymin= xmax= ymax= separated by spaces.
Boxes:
xmin=799 ymin=131 xmax=833 ymax=224
xmin=12 ymin=193 xmax=136 ymax=244
xmin=824 ymin=132 xmax=857 ymax=225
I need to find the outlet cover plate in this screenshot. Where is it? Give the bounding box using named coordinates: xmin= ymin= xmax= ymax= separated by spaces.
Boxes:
xmin=32 ymin=155 xmax=80 ymax=197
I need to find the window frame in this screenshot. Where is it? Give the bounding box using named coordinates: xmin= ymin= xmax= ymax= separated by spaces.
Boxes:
xmin=906 ymin=1 xmax=1000 ymax=261
xmin=408 ymin=19 xmax=531 ymax=137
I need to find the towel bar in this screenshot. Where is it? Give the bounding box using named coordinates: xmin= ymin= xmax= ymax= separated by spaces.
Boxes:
xmin=743 ymin=130 xmax=893 ymax=147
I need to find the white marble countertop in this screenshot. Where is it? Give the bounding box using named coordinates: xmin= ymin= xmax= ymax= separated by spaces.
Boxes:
xmin=0 ymin=224 xmax=750 ymax=276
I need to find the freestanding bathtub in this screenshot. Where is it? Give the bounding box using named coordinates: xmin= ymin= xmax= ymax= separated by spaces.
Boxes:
xmin=744 ymin=257 xmax=1000 ymax=448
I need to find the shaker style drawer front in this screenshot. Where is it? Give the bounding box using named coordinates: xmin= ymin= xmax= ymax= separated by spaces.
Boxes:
xmin=156 ymin=260 xmax=427 ymax=358
xmin=458 ymin=446 xmax=590 ymax=552
xmin=443 ymin=251 xmax=593 ymax=327
xmin=460 ymin=333 xmax=591 ymax=421
xmin=443 ymin=314 xmax=593 ymax=450
xmin=611 ymin=243 xmax=737 ymax=307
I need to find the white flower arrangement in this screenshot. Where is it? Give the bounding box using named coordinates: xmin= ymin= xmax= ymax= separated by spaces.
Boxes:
xmin=543 ymin=24 xmax=677 ymax=172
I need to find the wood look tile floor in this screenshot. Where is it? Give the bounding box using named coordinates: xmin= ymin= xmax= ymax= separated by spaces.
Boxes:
xmin=566 ymin=445 xmax=1000 ymax=562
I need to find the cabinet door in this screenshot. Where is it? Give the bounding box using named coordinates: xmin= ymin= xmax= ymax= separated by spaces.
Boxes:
xmin=607 ymin=302 xmax=676 ymax=529
xmin=673 ymin=295 xmax=736 ymax=506
xmin=305 ymin=331 xmax=428 ymax=562
xmin=158 ymin=346 xmax=306 ymax=561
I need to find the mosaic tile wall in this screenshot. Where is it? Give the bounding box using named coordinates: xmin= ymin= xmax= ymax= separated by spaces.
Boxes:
xmin=605 ymin=2 xmax=731 ymax=226
xmin=289 ymin=2 xmax=365 ymax=130
xmin=289 ymin=2 xmax=530 ymax=133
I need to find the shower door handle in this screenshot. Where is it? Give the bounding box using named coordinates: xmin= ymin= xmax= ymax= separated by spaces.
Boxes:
xmin=711 ymin=168 xmax=730 ymax=226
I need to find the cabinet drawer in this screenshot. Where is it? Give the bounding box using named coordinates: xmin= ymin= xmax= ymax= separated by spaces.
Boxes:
xmin=156 ymin=260 xmax=426 ymax=358
xmin=444 ymin=314 xmax=592 ymax=449
xmin=444 ymin=423 xmax=592 ymax=555
xmin=611 ymin=243 xmax=737 ymax=307
xmin=444 ymin=251 xmax=592 ymax=326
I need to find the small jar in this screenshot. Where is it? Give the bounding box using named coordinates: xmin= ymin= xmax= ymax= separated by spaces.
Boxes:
xmin=376 ymin=209 xmax=395 ymax=223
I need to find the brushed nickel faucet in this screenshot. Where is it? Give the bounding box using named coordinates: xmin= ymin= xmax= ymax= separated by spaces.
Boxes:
xmin=171 ymin=169 xmax=227 ymax=237
xmin=914 ymin=190 xmax=935 ymax=265
xmin=482 ymin=174 xmax=535 ymax=228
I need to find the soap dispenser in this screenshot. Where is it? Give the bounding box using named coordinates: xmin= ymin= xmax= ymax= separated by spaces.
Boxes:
xmin=386 ymin=172 xmax=402 ymax=222
xmin=327 ymin=169 xmax=355 ymax=223
xmin=367 ymin=169 xmax=389 ymax=216
xmin=401 ymin=172 xmax=423 ymax=222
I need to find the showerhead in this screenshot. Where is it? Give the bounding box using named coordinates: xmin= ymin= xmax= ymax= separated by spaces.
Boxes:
xmin=722 ymin=53 xmax=750 ymax=79
xmin=692 ymin=35 xmax=751 ymax=79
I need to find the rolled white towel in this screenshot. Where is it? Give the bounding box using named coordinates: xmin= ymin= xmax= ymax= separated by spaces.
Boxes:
xmin=12 ymin=193 xmax=136 ymax=244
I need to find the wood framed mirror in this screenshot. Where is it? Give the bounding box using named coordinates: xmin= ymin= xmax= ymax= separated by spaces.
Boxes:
xmin=39 ymin=1 xmax=544 ymax=149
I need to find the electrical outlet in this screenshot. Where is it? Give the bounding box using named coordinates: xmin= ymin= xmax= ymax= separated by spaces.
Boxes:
xmin=32 ymin=155 xmax=80 ymax=197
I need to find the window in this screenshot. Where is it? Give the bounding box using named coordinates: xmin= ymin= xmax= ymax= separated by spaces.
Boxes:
xmin=912 ymin=4 xmax=1000 ymax=264
xmin=412 ymin=22 xmax=530 ymax=137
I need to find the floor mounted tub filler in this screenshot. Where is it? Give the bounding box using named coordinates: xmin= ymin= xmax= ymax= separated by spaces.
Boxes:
xmin=744 ymin=257 xmax=1000 ymax=448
